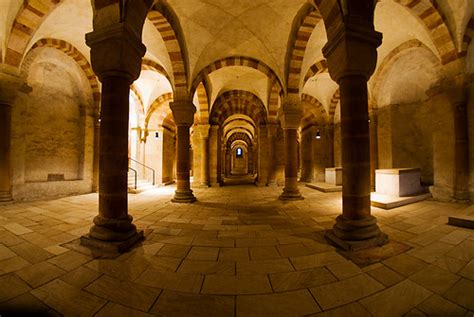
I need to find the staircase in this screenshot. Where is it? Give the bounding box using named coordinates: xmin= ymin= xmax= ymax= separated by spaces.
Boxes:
xmin=128 ymin=159 xmax=156 ymax=194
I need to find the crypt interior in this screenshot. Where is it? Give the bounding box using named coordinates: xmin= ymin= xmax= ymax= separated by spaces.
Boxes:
xmin=0 ymin=0 xmax=474 ymax=316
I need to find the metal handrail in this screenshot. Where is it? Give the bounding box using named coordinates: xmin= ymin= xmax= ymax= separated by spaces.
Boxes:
xmin=128 ymin=167 xmax=138 ymax=189
xmin=129 ymin=157 xmax=155 ymax=185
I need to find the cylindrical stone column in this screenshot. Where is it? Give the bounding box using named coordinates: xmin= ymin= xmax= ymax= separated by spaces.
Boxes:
xmin=0 ymin=102 xmax=12 ymax=202
xmin=267 ymin=124 xmax=278 ymax=185
xmin=328 ymin=75 xmax=387 ymax=249
xmin=279 ymin=102 xmax=303 ymax=200
xmin=170 ymin=101 xmax=196 ymax=203
xmin=279 ymin=128 xmax=303 ymax=199
xmin=89 ymin=75 xmax=139 ymax=242
xmin=454 ymin=101 xmax=469 ymax=201
xmin=201 ymin=135 xmax=210 ymax=186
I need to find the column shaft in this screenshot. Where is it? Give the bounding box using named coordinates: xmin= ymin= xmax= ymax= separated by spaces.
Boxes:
xmin=172 ymin=125 xmax=196 ymax=202
xmin=0 ymin=102 xmax=12 ymax=201
xmin=279 ymin=128 xmax=303 ymax=200
xmin=201 ymin=136 xmax=209 ymax=186
xmin=340 ymin=75 xmax=371 ymax=219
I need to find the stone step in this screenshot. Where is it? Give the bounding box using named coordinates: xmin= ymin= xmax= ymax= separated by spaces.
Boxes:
xmin=305 ymin=182 xmax=342 ymax=193
xmin=448 ymin=216 xmax=474 ymax=229
xmin=370 ymin=192 xmax=432 ymax=209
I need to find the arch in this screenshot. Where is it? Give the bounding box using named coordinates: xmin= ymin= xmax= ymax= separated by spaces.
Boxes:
xmin=303 ymin=59 xmax=329 ymax=87
xmin=268 ymin=84 xmax=281 ymax=120
xmin=4 ymin=1 xmax=64 ymax=67
xmin=286 ymin=3 xmax=323 ymax=94
xmin=210 ymin=90 xmax=268 ymax=126
xmin=196 ymin=81 xmax=210 ymax=124
xmin=145 ymin=92 xmax=174 ymax=129
xmin=141 ymin=58 xmax=171 ymax=82
xmin=148 ymin=2 xmax=189 ymax=92
xmin=391 ymin=0 xmax=458 ymax=65
xmin=22 ymin=38 xmax=101 ymax=110
xmin=226 ymin=132 xmax=252 ymax=150
xmin=130 ymin=85 xmax=145 ymax=116
xmin=190 ymin=56 xmax=284 ymax=99
xmin=371 ymin=39 xmax=443 ymax=105
xmin=461 ymin=16 xmax=474 ymax=56
xmin=327 ymin=89 xmax=340 ymax=118
xmin=301 ymin=93 xmax=330 ymax=121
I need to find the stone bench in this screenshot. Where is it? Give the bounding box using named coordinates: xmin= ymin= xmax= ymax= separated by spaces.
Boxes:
xmin=375 ymin=168 xmax=422 ymax=197
xmin=325 ymin=167 xmax=342 ymax=186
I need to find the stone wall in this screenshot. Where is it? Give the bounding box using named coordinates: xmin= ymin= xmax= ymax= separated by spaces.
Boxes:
xmin=11 ymin=48 xmax=95 ymax=200
xmin=377 ymin=103 xmax=433 ymax=185
xmin=162 ymin=129 xmax=175 ymax=184
xmin=469 ymin=83 xmax=474 ymax=200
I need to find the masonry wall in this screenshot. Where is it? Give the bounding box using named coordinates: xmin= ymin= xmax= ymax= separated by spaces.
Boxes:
xmin=11 ymin=48 xmax=95 ymax=200
xmin=377 ymin=103 xmax=433 ymax=185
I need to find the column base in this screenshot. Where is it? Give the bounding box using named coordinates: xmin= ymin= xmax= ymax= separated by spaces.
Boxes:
xmin=0 ymin=191 xmax=13 ymax=202
xmin=81 ymin=215 xmax=144 ymax=253
xmin=81 ymin=230 xmax=144 ymax=254
xmin=256 ymin=180 xmax=267 ymax=187
xmin=172 ymin=189 xmax=197 ymax=203
xmin=279 ymin=188 xmax=304 ymax=201
xmin=325 ymin=215 xmax=388 ymax=251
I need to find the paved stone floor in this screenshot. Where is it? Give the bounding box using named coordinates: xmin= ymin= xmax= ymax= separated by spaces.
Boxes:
xmin=0 ymin=185 xmax=473 ymax=316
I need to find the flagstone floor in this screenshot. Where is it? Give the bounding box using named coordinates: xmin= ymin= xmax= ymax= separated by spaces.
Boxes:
xmin=0 ymin=185 xmax=473 ymax=316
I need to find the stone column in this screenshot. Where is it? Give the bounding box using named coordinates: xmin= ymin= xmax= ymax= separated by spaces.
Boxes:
xmin=81 ymin=24 xmax=146 ymax=251
xmin=323 ymin=22 xmax=387 ymax=250
xmin=198 ymin=124 xmax=210 ymax=186
xmin=92 ymin=112 xmax=100 ymax=192
xmin=267 ymin=123 xmax=278 ymax=186
xmin=279 ymin=102 xmax=303 ymax=200
xmin=369 ymin=110 xmax=378 ymax=192
xmin=170 ymin=101 xmax=196 ymax=203
xmin=256 ymin=125 xmax=269 ymax=186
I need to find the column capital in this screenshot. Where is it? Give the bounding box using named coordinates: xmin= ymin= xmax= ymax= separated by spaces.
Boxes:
xmin=323 ymin=20 xmax=382 ymax=83
xmin=170 ymin=101 xmax=196 ymax=126
xmin=0 ymin=73 xmax=31 ymax=105
xmin=86 ymin=23 xmax=146 ymax=82
xmin=267 ymin=123 xmax=279 ymax=138
xmin=196 ymin=124 xmax=210 ymax=138
xmin=278 ymin=101 xmax=302 ymax=129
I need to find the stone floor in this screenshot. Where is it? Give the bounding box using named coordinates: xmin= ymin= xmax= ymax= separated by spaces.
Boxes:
xmin=0 ymin=185 xmax=473 ymax=316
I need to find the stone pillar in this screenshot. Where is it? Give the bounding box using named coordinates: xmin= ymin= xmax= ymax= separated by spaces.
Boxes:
xmin=170 ymin=101 xmax=196 ymax=203
xmin=92 ymin=113 xmax=100 ymax=192
xmin=267 ymin=124 xmax=278 ymax=185
xmin=323 ymin=21 xmax=387 ymax=250
xmin=256 ymin=125 xmax=269 ymax=186
xmin=300 ymin=126 xmax=315 ymax=183
xmin=279 ymin=102 xmax=303 ymax=200
xmin=369 ymin=110 xmax=378 ymax=192
xmin=81 ymin=24 xmax=146 ymax=252
xmin=198 ymin=124 xmax=210 ymax=186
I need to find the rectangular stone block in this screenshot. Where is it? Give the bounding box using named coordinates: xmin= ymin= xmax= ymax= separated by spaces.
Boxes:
xmin=325 ymin=167 xmax=342 ymax=186
xmin=375 ymin=168 xmax=422 ymax=197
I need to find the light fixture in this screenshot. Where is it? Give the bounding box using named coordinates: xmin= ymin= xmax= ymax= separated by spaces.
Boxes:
xmin=315 ymin=129 xmax=321 ymax=139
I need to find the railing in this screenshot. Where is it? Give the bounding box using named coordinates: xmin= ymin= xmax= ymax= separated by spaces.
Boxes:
xmin=128 ymin=167 xmax=137 ymax=190
xmin=129 ymin=157 xmax=156 ymax=185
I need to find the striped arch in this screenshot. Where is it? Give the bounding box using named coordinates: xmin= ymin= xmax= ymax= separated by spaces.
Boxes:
xmin=148 ymin=3 xmax=188 ymax=92
xmin=286 ymin=3 xmax=323 ymax=94
xmin=190 ymin=56 xmax=284 ymax=98
xmin=226 ymin=132 xmax=252 ymax=150
xmin=371 ymin=39 xmax=442 ymax=105
xmin=267 ymin=84 xmax=281 ymax=120
xmin=23 ymin=38 xmax=100 ymax=109
xmin=141 ymin=58 xmax=171 ymax=82
xmin=301 ymin=93 xmax=329 ymax=121
xmin=392 ymin=0 xmax=457 ymax=65
xmin=130 ymin=85 xmax=145 ymax=116
xmin=210 ymin=91 xmax=268 ymax=126
xmin=303 ymin=59 xmax=328 ymax=87
xmin=145 ymin=92 xmax=174 ymax=129
xmin=312 ymin=0 xmax=344 ymax=39
xmin=461 ymin=17 xmax=474 ymax=57
xmin=196 ymin=82 xmax=210 ymax=124
xmin=4 ymin=1 xmax=64 ymax=67
xmin=328 ymin=89 xmax=340 ymax=118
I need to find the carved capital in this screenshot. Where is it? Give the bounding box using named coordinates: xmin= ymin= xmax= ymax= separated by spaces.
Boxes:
xmin=170 ymin=101 xmax=196 ymax=126
xmin=0 ymin=73 xmax=31 ymax=105
xmin=278 ymin=102 xmax=302 ymax=129
xmin=86 ymin=23 xmax=146 ymax=82
xmin=196 ymin=124 xmax=210 ymax=138
xmin=323 ymin=20 xmax=382 ymax=83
